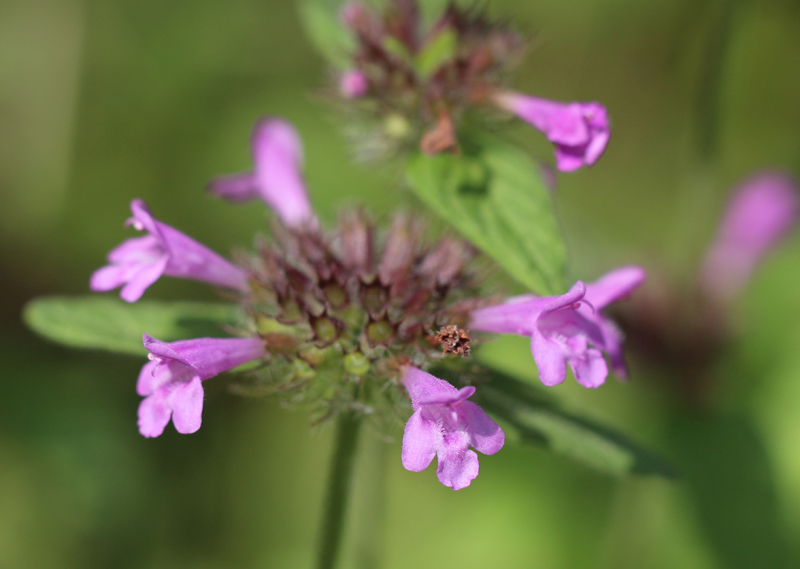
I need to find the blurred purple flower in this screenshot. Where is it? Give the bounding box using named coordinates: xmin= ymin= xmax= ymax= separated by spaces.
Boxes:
xmin=494 ymin=91 xmax=610 ymax=172
xmin=401 ymin=366 xmax=504 ymax=490
xmin=137 ymin=334 xmax=266 ymax=437
xmin=339 ymin=70 xmax=369 ymax=98
xmin=470 ymin=267 xmax=645 ymax=388
xmin=208 ymin=118 xmax=315 ymax=227
xmin=90 ymin=199 xmax=249 ymax=302
xmin=700 ymin=171 xmax=799 ymax=300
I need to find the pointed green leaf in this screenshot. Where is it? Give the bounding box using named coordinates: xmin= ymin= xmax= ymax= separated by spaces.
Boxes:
xmin=415 ymin=29 xmax=457 ymax=78
xmin=432 ymin=362 xmax=676 ymax=478
xmin=407 ymin=135 xmax=567 ymax=295
xmin=23 ymin=296 xmax=240 ymax=356
xmin=299 ymin=0 xmax=355 ymax=69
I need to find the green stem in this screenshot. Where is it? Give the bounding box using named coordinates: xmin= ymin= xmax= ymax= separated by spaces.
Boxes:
xmin=316 ymin=411 xmax=362 ymax=569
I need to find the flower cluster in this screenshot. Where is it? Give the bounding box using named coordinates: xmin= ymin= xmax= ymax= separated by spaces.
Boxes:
xmin=88 ymin=1 xmax=638 ymax=489
xmin=90 ymin=112 xmax=641 ymax=487
xmin=333 ymin=0 xmax=609 ymax=170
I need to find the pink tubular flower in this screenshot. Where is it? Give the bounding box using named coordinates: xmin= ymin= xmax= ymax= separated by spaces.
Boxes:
xmin=401 ymin=366 xmax=505 ymax=490
xmin=494 ymin=91 xmax=610 ymax=172
xmin=137 ymin=334 xmax=266 ymax=437
xmin=90 ymin=199 xmax=249 ymax=302
xmin=700 ymin=171 xmax=799 ymax=301
xmin=208 ymin=118 xmax=315 ymax=227
xmin=470 ymin=266 xmax=646 ymax=388
xmin=339 ymin=70 xmax=369 ymax=98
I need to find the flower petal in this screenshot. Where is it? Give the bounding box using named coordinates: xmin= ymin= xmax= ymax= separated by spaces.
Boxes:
xmin=137 ymin=393 xmax=172 ymax=438
xmin=401 ymin=366 xmax=458 ymax=410
xmin=106 ymin=234 xmax=163 ymax=264
xmin=129 ymin=199 xmax=160 ymax=236
xmin=119 ymin=255 xmax=169 ymax=302
xmin=417 ymin=385 xmax=476 ymax=406
xmin=461 ymin=401 xmax=505 ymax=456
xmin=701 ymin=171 xmax=799 ymax=300
xmin=137 ymin=360 xmax=163 ymax=396
xmin=170 ymin=376 xmax=204 ymax=434
xmin=143 ymin=334 xmax=266 ymax=380
xmin=158 ymin=223 xmax=249 ymax=292
xmin=436 ymin=447 xmax=479 ymax=490
xmin=90 ymin=264 xmax=134 ymax=292
xmin=401 ymin=411 xmax=438 ymax=472
xmin=584 ymin=266 xmax=646 ymax=310
xmin=494 ymin=92 xmax=610 ymax=171
xmin=252 ymin=118 xmax=314 ymax=227
xmin=568 ymin=347 xmax=608 ymax=388
xmin=531 ymin=330 xmax=567 ymax=386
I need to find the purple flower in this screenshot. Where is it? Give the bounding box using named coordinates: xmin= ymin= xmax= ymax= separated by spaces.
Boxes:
xmin=208 ymin=118 xmax=315 ymax=227
xmin=90 ymin=199 xmax=249 ymax=302
xmin=470 ymin=267 xmax=645 ymax=388
xmin=339 ymin=70 xmax=369 ymax=98
xmin=494 ymin=91 xmax=610 ymax=172
xmin=401 ymin=366 xmax=505 ymax=490
xmin=137 ymin=334 xmax=266 ymax=437
xmin=700 ymin=171 xmax=799 ymax=301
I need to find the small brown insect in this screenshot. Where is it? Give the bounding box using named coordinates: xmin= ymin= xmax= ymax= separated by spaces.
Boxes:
xmin=434 ymin=324 xmax=471 ymax=357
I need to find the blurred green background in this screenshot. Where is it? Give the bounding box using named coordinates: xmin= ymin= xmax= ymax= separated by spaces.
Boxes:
xmin=2 ymin=0 xmax=800 ymax=567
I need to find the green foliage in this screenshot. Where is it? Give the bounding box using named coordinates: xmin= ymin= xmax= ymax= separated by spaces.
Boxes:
xmin=407 ymin=135 xmax=567 ymax=295
xmin=668 ymin=413 xmax=792 ymax=569
xmin=433 ymin=362 xmax=676 ymax=478
xmin=299 ymin=0 xmax=355 ymax=69
xmin=23 ymin=296 xmax=240 ymax=356
xmin=415 ymin=29 xmax=458 ymax=79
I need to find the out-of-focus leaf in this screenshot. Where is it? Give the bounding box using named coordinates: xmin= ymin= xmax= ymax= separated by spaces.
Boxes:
xmin=23 ymin=296 xmax=240 ymax=356
xmin=407 ymin=135 xmax=566 ymax=295
xmin=299 ymin=0 xmax=355 ymax=69
xmin=668 ymin=413 xmax=792 ymax=569
xmin=382 ymin=36 xmax=414 ymax=65
xmin=415 ymin=29 xmax=457 ymax=78
xmin=432 ymin=362 xmax=677 ymax=478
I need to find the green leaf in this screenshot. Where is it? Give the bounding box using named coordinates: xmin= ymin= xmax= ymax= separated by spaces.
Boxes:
xmin=415 ymin=29 xmax=457 ymax=78
xmin=407 ymin=135 xmax=567 ymax=295
xmin=432 ymin=362 xmax=677 ymax=478
xmin=298 ymin=0 xmax=355 ymax=69
xmin=381 ymin=36 xmax=414 ymax=65
xmin=23 ymin=296 xmax=241 ymax=356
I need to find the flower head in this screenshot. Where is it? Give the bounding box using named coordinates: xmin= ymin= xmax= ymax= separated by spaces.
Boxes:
xmin=470 ymin=267 xmax=645 ymax=388
xmin=90 ymin=199 xmax=249 ymax=302
xmin=208 ymin=118 xmax=315 ymax=227
xmin=700 ymin=171 xmax=799 ymax=301
xmin=401 ymin=366 xmax=504 ymax=490
xmin=137 ymin=334 xmax=266 ymax=437
xmin=494 ymin=92 xmax=610 ymax=172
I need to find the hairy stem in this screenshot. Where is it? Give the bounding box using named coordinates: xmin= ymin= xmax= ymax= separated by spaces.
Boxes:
xmin=316 ymin=411 xmax=362 ymax=569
